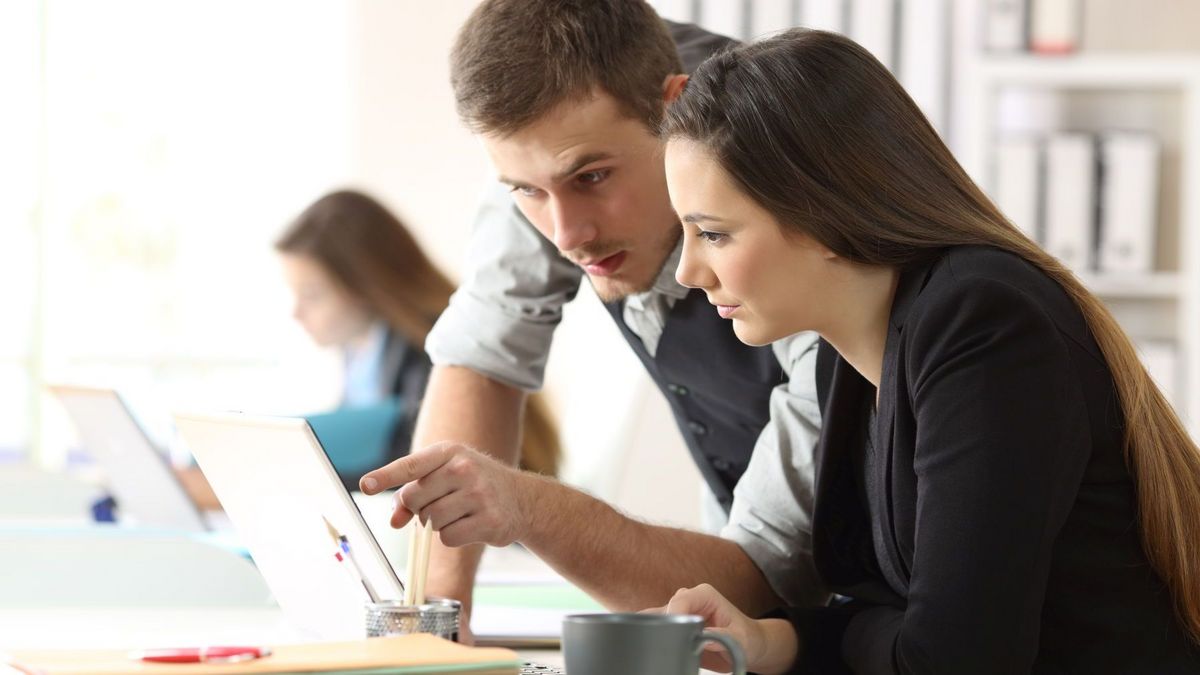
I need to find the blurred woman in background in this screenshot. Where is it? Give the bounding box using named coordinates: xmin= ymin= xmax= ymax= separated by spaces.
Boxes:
xmin=275 ymin=189 xmax=561 ymax=485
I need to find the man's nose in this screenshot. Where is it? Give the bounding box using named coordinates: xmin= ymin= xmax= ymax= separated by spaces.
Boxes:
xmin=550 ymin=196 xmax=598 ymax=252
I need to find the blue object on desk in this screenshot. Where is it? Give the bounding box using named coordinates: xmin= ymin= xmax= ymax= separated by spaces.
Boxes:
xmin=303 ymin=398 xmax=402 ymax=483
xmin=90 ymin=493 xmax=118 ymax=523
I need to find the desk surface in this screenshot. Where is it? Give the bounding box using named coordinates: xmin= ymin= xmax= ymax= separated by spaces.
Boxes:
xmin=0 ymin=609 xmax=722 ymax=675
xmin=0 ymin=534 xmax=723 ymax=673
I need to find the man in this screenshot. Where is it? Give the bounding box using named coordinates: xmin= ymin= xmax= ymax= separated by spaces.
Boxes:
xmin=360 ymin=0 xmax=823 ymax=636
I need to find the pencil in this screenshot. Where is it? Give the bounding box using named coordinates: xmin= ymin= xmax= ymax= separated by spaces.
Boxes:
xmin=414 ymin=519 xmax=433 ymax=605
xmin=404 ymin=517 xmax=422 ymax=605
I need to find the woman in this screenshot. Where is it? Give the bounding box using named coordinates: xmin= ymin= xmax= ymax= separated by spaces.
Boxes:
xmin=656 ymin=30 xmax=1200 ymax=674
xmin=276 ymin=190 xmax=561 ymax=485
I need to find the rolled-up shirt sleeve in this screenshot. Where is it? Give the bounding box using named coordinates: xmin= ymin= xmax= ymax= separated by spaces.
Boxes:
xmin=721 ymin=331 xmax=828 ymax=608
xmin=425 ymin=181 xmax=583 ymax=391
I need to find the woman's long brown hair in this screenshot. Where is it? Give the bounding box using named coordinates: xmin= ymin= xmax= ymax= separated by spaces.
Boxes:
xmin=277 ymin=190 xmax=560 ymax=476
xmin=663 ymin=29 xmax=1200 ymax=642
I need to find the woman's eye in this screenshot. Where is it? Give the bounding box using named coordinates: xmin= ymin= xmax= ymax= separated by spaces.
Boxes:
xmin=698 ymin=230 xmax=727 ymax=244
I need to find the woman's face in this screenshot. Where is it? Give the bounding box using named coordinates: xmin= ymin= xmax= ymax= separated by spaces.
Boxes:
xmin=278 ymin=253 xmax=373 ymax=348
xmin=665 ymin=138 xmax=838 ymax=346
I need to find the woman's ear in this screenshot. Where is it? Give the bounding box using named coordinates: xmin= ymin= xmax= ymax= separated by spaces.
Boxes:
xmin=792 ymin=231 xmax=839 ymax=260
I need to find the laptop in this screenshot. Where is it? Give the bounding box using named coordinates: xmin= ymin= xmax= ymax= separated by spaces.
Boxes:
xmin=49 ymin=385 xmax=208 ymax=532
xmin=174 ymin=411 xmax=406 ymax=640
xmin=173 ymin=410 xmax=589 ymax=648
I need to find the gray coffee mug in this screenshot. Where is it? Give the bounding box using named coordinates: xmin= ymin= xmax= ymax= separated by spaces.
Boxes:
xmin=563 ymin=613 xmax=746 ymax=675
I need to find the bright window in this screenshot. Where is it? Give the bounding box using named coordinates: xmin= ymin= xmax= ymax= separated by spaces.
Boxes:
xmin=4 ymin=1 xmax=355 ymax=466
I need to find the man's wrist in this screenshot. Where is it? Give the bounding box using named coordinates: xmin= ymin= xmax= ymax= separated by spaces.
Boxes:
xmin=513 ymin=470 xmax=547 ymax=543
xmin=425 ymin=542 xmax=484 ymax=608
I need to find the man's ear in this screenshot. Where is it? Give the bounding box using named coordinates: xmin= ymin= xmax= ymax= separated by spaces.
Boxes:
xmin=662 ymin=73 xmax=689 ymax=106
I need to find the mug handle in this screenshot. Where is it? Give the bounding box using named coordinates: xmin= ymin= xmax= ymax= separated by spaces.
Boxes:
xmin=695 ymin=629 xmax=746 ymax=675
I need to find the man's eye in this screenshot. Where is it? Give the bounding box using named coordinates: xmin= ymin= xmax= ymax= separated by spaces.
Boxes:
xmin=510 ymin=185 xmax=541 ymax=198
xmin=577 ymin=169 xmax=610 ymax=185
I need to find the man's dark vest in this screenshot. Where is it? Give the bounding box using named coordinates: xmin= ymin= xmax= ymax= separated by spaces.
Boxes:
xmin=604 ymin=289 xmax=784 ymax=512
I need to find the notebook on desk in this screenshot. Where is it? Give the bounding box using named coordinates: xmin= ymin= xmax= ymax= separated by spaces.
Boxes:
xmin=471 ymin=583 xmax=603 ymax=648
xmin=7 ymin=633 xmax=520 ymax=674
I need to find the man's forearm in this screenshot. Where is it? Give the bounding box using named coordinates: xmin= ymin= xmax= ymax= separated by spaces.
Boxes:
xmin=413 ymin=365 xmax=526 ymax=462
xmin=517 ymin=472 xmax=782 ymax=617
xmin=410 ymin=365 xmax=526 ymax=612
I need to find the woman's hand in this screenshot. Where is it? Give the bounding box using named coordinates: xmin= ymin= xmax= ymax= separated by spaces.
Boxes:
xmin=644 ymin=583 xmax=799 ymax=674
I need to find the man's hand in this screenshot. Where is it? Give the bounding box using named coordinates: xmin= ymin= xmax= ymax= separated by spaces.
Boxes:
xmin=359 ymin=442 xmax=534 ymax=548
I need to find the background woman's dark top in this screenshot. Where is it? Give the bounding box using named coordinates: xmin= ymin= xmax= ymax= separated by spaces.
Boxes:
xmin=326 ymin=328 xmax=431 ymax=493
xmin=789 ymin=246 xmax=1198 ymax=674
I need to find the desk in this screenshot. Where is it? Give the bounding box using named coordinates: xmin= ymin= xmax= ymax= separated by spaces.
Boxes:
xmin=1 ymin=609 xmax=725 ymax=675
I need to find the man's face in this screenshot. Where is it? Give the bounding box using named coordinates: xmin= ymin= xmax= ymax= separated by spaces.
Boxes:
xmin=482 ymin=91 xmax=681 ymax=302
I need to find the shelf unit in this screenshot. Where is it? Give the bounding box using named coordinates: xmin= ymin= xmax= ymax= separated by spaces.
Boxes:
xmin=955 ymin=38 xmax=1200 ymax=432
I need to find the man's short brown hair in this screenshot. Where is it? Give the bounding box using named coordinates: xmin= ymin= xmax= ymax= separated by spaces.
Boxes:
xmin=450 ymin=0 xmax=683 ymax=136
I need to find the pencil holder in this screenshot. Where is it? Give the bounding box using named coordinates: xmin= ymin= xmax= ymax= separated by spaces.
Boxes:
xmin=364 ymin=597 xmax=462 ymax=642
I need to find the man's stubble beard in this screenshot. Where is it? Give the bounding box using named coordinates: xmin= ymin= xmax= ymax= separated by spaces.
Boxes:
xmin=587 ymin=226 xmax=681 ymax=304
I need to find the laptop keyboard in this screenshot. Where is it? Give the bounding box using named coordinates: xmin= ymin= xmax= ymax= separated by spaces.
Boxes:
xmin=521 ymin=663 xmax=565 ymax=674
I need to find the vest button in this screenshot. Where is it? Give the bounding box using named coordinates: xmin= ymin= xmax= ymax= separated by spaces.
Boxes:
xmin=712 ymin=458 xmax=732 ymax=472
xmin=667 ymin=383 xmax=689 ymax=396
xmin=688 ymin=420 xmax=708 ymax=436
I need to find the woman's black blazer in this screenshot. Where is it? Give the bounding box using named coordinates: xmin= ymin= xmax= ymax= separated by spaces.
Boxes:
xmin=789 ymin=246 xmax=1198 ymax=674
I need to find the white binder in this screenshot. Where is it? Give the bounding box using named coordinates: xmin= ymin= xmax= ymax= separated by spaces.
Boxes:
xmin=994 ymin=135 xmax=1043 ymax=241
xmin=650 ymin=0 xmax=694 ymax=23
xmin=801 ymin=0 xmax=847 ymax=33
xmin=1098 ymin=132 xmax=1159 ymax=274
xmin=850 ymin=0 xmax=896 ymax=70
xmin=700 ymin=0 xmax=747 ymax=40
xmin=1043 ymin=133 xmax=1097 ymax=272
xmin=899 ymin=0 xmax=949 ymax=133
xmin=750 ymin=0 xmax=796 ymax=39
xmin=983 ymin=0 xmax=1028 ymax=52
xmin=1138 ymin=341 xmax=1180 ymax=411
xmin=1030 ymin=0 xmax=1082 ymax=54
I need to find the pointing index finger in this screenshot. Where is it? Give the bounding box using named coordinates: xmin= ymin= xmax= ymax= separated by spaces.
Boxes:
xmin=359 ymin=444 xmax=455 ymax=494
